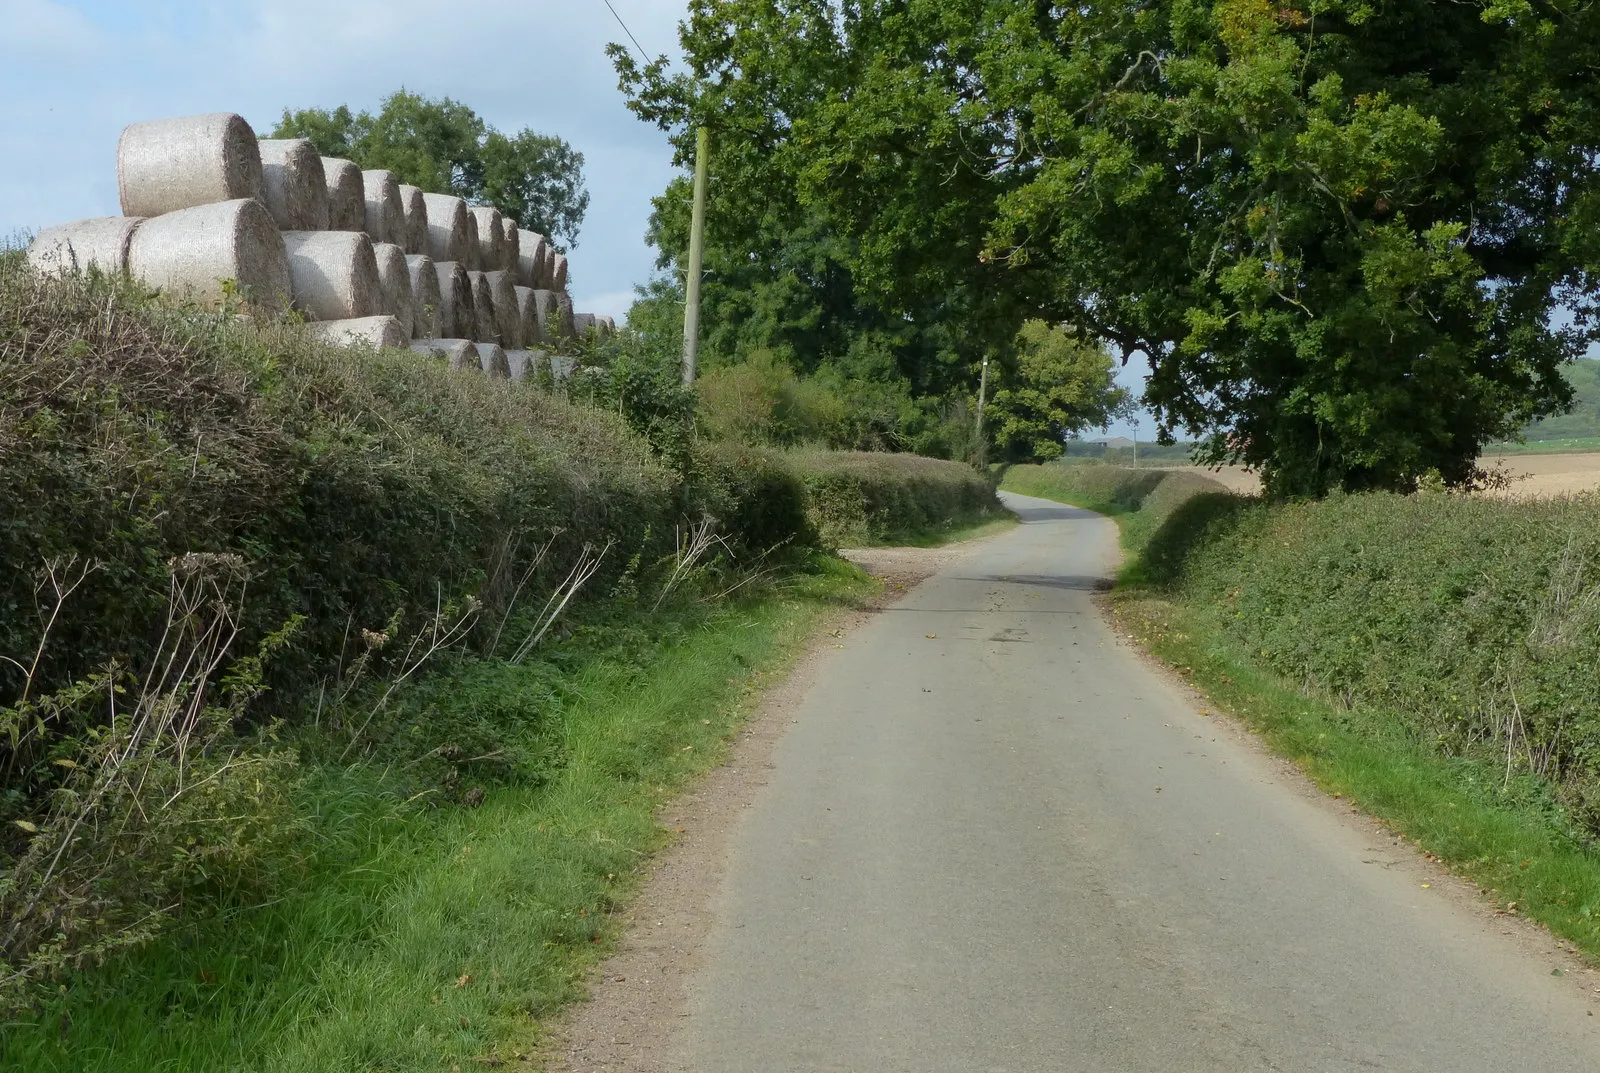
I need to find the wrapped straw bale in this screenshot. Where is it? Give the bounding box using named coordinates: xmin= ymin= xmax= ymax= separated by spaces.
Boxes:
xmin=281 ymin=230 xmax=382 ymax=321
xmin=513 ymin=286 xmax=543 ymax=346
xmin=373 ymin=242 xmax=414 ymax=336
xmin=505 ymin=349 xmax=540 ymax=382
xmin=517 ymin=230 xmax=547 ymax=288
xmin=529 ymin=289 xmax=560 ymax=342
xmin=361 ymin=169 xmax=405 ymax=246
xmin=397 ymin=184 xmax=428 ymax=254
xmin=499 ymin=218 xmax=520 ymax=273
xmin=126 ymin=198 xmax=289 ymax=311
xmin=257 ymin=139 xmax=329 ymax=231
xmin=406 ymin=254 xmax=442 ymax=339
xmin=467 ymin=206 xmax=505 ymax=274
xmin=28 ymin=217 xmax=143 ymax=277
xmin=432 ymin=261 xmax=474 ymax=339
xmin=307 ymin=315 xmax=408 ymax=349
xmin=421 ymin=193 xmax=469 ymax=263
xmin=468 ymin=271 xmax=499 ymax=344
xmin=483 ymin=269 xmax=521 ymax=348
xmin=117 ymin=113 xmax=264 ymax=219
xmin=549 ymin=252 xmax=569 ymax=291
xmin=477 ymin=343 xmax=512 ymax=379
xmin=555 ymin=291 xmax=577 ymax=340
xmin=410 ymin=338 xmax=476 ymax=367
xmin=323 ymin=158 xmax=365 ymax=231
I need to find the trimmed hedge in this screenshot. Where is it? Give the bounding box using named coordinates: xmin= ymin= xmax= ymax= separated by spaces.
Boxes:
xmin=1005 ymin=462 xmax=1600 ymax=838
xmin=786 ymin=449 xmax=1003 ymax=547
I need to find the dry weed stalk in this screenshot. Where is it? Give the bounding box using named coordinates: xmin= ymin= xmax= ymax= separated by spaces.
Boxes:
xmin=510 ymin=542 xmax=615 ymax=664
xmin=654 ymin=519 xmax=731 ymax=612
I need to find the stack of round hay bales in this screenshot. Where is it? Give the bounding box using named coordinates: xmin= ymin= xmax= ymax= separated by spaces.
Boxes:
xmin=258 ymin=139 xmax=329 ymax=231
xmin=308 ymin=316 xmax=408 ymax=349
xmin=361 ymin=169 xmax=405 ymax=247
xmin=514 ymin=287 xmax=543 ymax=346
xmin=127 ymin=199 xmax=290 ymax=311
xmin=281 ymin=230 xmax=382 ymax=320
xmin=468 ymin=271 xmax=499 ymax=344
xmin=482 ymin=270 xmax=520 ymax=348
xmin=432 ymin=261 xmax=474 ymax=339
xmin=118 ymin=113 xmax=263 ymax=218
xmin=322 ymin=158 xmax=365 ymax=231
xmin=467 ymin=206 xmax=504 ymax=273
xmin=372 ymin=243 xmax=414 ymax=335
xmin=28 ymin=217 xmax=144 ymax=277
xmin=397 ymin=185 xmax=428 ymax=254
xmin=421 ymin=193 xmax=469 ymax=263
xmin=407 ymin=254 xmax=442 ymax=339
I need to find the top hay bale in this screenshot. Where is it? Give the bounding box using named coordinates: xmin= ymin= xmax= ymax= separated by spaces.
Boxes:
xmin=27 ymin=217 xmax=144 ymax=277
xmin=323 ymin=158 xmax=365 ymax=232
xmin=549 ymin=252 xmax=569 ymax=291
xmin=500 ymin=218 xmax=520 ymax=273
xmin=467 ymin=206 xmax=505 ymax=273
xmin=361 ymin=169 xmax=405 ymax=246
xmin=258 ymin=139 xmax=330 ymax=231
xmin=517 ymin=230 xmax=547 ymax=289
xmin=421 ymin=193 xmax=470 ymax=264
xmin=397 ymin=184 xmax=428 ymax=255
xmin=117 ymin=113 xmax=264 ymax=219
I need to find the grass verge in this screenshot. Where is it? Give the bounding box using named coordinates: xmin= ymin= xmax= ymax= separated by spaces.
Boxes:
xmin=1 ymin=556 xmax=873 ymax=1072
xmin=1002 ymin=465 xmax=1600 ymax=965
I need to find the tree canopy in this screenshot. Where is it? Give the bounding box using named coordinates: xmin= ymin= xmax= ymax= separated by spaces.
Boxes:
xmin=616 ymin=1 xmax=1600 ymax=494
xmin=275 ymin=90 xmax=589 ymax=249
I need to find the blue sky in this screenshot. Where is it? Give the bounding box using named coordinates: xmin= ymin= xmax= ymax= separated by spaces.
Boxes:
xmin=0 ymin=0 xmax=1151 ymax=436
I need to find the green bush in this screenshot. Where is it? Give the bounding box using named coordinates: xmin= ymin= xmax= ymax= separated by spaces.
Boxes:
xmin=787 ymin=450 xmax=1002 ymax=546
xmin=1005 ymin=462 xmax=1600 ymax=839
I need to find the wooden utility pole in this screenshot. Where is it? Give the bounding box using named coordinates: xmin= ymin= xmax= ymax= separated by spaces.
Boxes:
xmin=974 ymin=356 xmax=991 ymax=471
xmin=682 ymin=126 xmax=711 ymax=385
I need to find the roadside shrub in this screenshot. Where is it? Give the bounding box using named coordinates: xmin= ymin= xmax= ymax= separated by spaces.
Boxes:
xmin=787 ymin=450 xmax=1002 ymax=546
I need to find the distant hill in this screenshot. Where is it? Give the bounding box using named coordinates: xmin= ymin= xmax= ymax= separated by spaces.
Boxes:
xmin=1522 ymin=357 xmax=1600 ymax=441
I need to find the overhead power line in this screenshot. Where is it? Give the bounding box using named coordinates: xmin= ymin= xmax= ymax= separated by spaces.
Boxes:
xmin=603 ymin=0 xmax=650 ymax=60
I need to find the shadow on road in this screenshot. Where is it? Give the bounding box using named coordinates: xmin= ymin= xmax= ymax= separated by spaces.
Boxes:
xmin=1003 ymin=500 xmax=1101 ymax=523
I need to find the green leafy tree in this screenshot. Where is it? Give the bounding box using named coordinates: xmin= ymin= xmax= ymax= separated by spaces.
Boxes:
xmin=275 ymin=90 xmax=588 ymax=247
xmin=990 ymin=322 xmax=1133 ymax=463
xmin=617 ymin=1 xmax=1600 ymax=494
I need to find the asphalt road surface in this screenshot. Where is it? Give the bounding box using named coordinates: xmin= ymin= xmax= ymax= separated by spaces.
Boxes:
xmin=664 ymin=492 xmax=1600 ymax=1072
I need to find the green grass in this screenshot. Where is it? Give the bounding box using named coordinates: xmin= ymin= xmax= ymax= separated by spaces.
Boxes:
xmin=0 ymin=556 xmax=874 ymax=1072
xmin=874 ymin=513 xmax=1018 ymax=549
xmin=1484 ymin=436 xmax=1600 ymax=455
xmin=1001 ymin=464 xmax=1600 ymax=965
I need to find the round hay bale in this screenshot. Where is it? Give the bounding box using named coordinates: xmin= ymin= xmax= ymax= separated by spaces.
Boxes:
xmin=406 ymin=255 xmax=442 ymax=339
xmin=484 ymin=269 xmax=521 ymax=348
xmin=516 ymin=230 xmax=547 ymax=288
xmin=598 ymin=315 xmax=618 ymax=338
xmin=322 ymin=158 xmax=365 ymax=231
xmin=572 ymin=312 xmax=597 ymax=339
xmin=410 ymin=338 xmax=476 ymax=367
xmin=549 ymin=252 xmax=569 ymax=291
xmin=281 ymin=230 xmax=382 ymax=320
xmin=421 ymin=193 xmax=469 ymax=263
xmin=504 ymin=348 xmax=540 ymax=381
xmin=555 ymin=291 xmax=576 ymax=340
xmin=432 ymin=261 xmax=474 ymax=339
xmin=257 ymin=139 xmax=329 ymax=231
xmin=467 ymin=271 xmax=499 ymax=344
xmin=529 ymin=289 xmax=560 ymax=342
xmin=467 ymin=206 xmax=505 ymax=274
xmin=550 ymin=354 xmax=576 ymax=383
xmin=462 ymin=211 xmax=481 ymax=271
xmin=373 ymin=242 xmax=414 ymax=336
xmin=453 ymin=344 xmax=484 ymax=373
xmin=126 ymin=198 xmax=290 ymax=311
xmin=117 ymin=113 xmax=263 ymax=219
xmin=27 ymin=217 xmax=144 ymax=277
xmin=513 ymin=286 xmax=543 ymax=346
xmin=477 ymin=343 xmax=511 ymax=379
xmin=397 ymin=184 xmax=428 ymax=254
xmin=534 ymin=245 xmax=553 ymax=289
xmin=307 ymin=315 xmax=408 ymax=349
xmin=361 ymin=169 xmax=405 ymax=246
xmin=499 ymin=218 xmax=520 ymax=273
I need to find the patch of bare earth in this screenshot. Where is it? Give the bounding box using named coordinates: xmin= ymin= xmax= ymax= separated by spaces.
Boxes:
xmin=537 ymin=540 xmax=989 ymax=1072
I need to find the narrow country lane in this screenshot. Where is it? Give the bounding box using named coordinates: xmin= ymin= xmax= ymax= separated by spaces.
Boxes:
xmin=663 ymin=493 xmax=1600 ymax=1072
